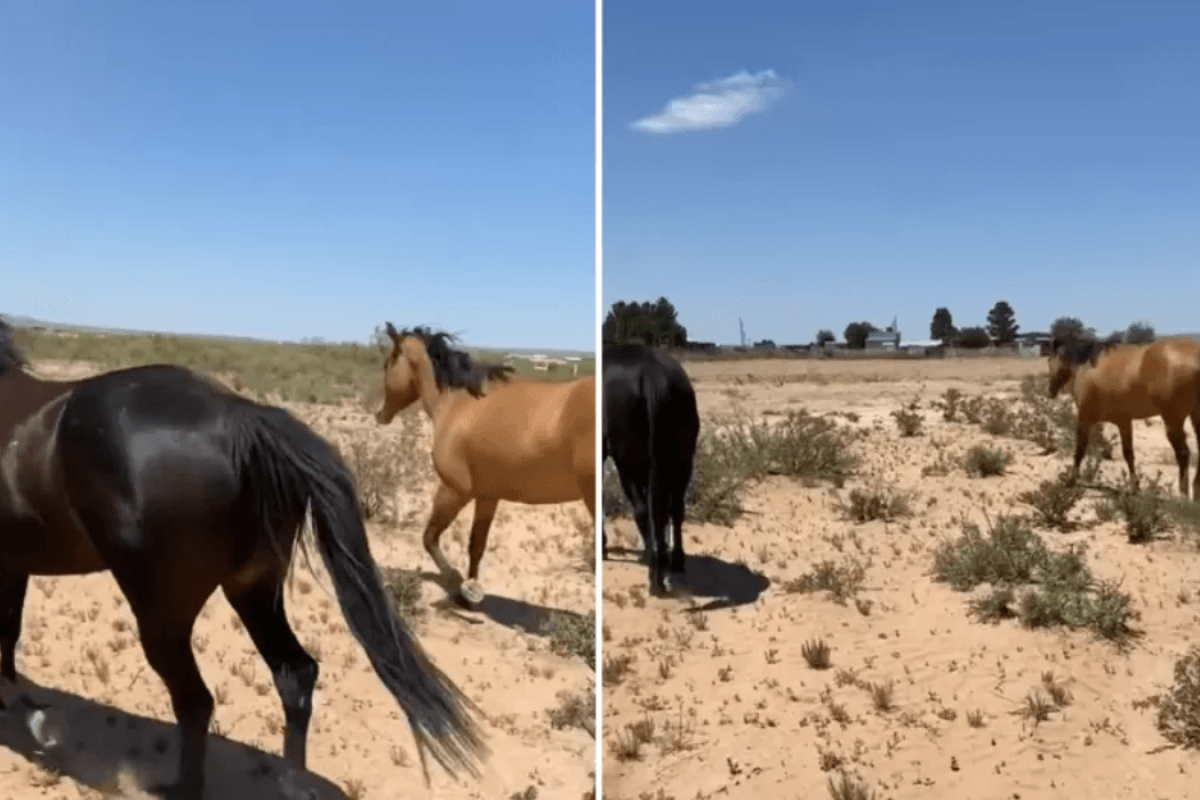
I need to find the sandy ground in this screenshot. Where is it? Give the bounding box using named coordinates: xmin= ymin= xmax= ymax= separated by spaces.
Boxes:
xmin=1 ymin=360 xmax=596 ymax=800
xmin=603 ymin=355 xmax=1200 ymax=800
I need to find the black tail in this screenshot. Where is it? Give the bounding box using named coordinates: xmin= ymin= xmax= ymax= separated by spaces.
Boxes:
xmin=229 ymin=404 xmax=487 ymax=781
xmin=641 ymin=371 xmax=662 ymax=552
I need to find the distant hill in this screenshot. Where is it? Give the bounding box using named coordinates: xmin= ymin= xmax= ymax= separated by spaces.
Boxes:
xmin=1 ymin=314 xmax=593 ymax=359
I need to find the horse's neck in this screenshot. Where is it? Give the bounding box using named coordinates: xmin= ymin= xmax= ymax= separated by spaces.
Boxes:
xmin=0 ymin=371 xmax=76 ymax=440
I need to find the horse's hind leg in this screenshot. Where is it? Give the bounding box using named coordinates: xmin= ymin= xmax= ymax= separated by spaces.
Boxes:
xmin=224 ymin=578 xmax=318 ymax=766
xmin=0 ymin=572 xmax=29 ymax=693
xmin=461 ymin=498 xmax=499 ymax=606
xmin=1192 ymin=405 xmax=1200 ymax=499
xmin=1166 ymin=420 xmax=1190 ymax=497
xmin=1068 ymin=420 xmax=1091 ymax=485
xmin=422 ymin=482 xmax=471 ymax=595
xmin=120 ymin=589 xmax=215 ymax=800
xmin=1116 ymin=419 xmax=1139 ymax=491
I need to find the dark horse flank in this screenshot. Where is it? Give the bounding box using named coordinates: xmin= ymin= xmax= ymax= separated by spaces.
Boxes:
xmin=0 ymin=320 xmax=485 ymax=799
xmin=602 ymin=343 xmax=700 ymax=596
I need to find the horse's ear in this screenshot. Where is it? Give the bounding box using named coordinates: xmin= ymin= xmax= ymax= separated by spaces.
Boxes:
xmin=385 ymin=322 xmax=400 ymax=343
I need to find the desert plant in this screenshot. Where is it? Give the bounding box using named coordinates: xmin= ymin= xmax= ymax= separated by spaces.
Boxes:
xmin=1018 ymin=469 xmax=1085 ymax=531
xmin=838 ymin=484 xmax=912 ymax=523
xmin=964 ymin=445 xmax=1010 ymax=477
xmin=802 ymin=638 xmax=832 ymax=669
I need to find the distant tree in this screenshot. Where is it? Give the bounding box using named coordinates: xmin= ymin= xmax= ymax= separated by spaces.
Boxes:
xmin=603 ymin=298 xmax=688 ymax=347
xmin=1050 ymin=316 xmax=1093 ymax=348
xmin=843 ymin=321 xmax=879 ymax=350
xmin=816 ymin=329 xmax=836 ymax=346
xmin=954 ymin=326 xmax=992 ymax=349
xmin=986 ymin=301 xmax=1020 ymax=345
xmin=753 ymin=339 xmax=776 ymax=349
xmin=930 ymin=307 xmax=957 ymax=342
xmin=1125 ymin=321 xmax=1156 ymax=344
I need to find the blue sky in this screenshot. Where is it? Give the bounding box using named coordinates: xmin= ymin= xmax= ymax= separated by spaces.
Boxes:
xmin=602 ymin=0 xmax=1200 ymax=345
xmin=1 ymin=1 xmax=593 ymax=351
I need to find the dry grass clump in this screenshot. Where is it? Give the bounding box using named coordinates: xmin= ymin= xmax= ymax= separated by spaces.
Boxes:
xmin=932 ymin=515 xmax=1136 ymax=642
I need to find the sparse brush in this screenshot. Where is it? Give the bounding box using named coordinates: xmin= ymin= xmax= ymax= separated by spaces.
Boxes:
xmin=543 ymin=611 xmax=595 ymax=669
xmin=801 ymin=638 xmax=832 ymax=669
xmin=890 ymin=406 xmax=923 ymax=437
xmin=379 ymin=566 xmax=426 ymax=623
xmin=1021 ymin=690 xmax=1055 ymax=725
xmin=602 ymin=653 xmax=634 ymax=687
xmin=932 ymin=515 xmax=1136 ymax=642
xmin=937 ymin=388 xmax=964 ymax=422
xmin=964 ymin=445 xmax=1010 ymax=477
xmin=827 ymin=770 xmax=876 ymax=800
xmin=869 ymin=681 xmax=895 ymax=712
xmin=839 ymin=484 xmax=912 ymax=523
xmin=688 ymin=411 xmax=859 ymax=525
xmin=1158 ymin=645 xmax=1200 ymax=749
xmin=1018 ymin=469 xmax=1085 ymax=531
xmin=1115 ymin=478 xmax=1172 ymax=543
xmin=785 ymin=557 xmax=868 ymax=604
xmin=547 ymin=690 xmax=596 ymax=737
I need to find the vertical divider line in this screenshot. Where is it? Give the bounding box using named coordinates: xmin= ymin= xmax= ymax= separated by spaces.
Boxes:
xmin=593 ymin=0 xmax=605 ymax=794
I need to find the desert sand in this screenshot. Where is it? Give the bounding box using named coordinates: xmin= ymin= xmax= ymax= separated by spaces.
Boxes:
xmin=0 ymin=359 xmax=596 ymax=800
xmin=603 ymin=354 xmax=1200 ymax=800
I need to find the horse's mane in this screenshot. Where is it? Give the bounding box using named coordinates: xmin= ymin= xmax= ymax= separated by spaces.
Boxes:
xmin=386 ymin=323 xmax=514 ymax=398
xmin=1053 ymin=337 xmax=1117 ymax=367
xmin=0 ymin=318 xmax=30 ymax=376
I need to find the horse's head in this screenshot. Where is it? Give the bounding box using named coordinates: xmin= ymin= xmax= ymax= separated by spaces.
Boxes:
xmin=376 ymin=322 xmax=422 ymax=424
xmin=1048 ymin=337 xmax=1105 ymax=399
xmin=1047 ymin=342 xmax=1076 ymax=399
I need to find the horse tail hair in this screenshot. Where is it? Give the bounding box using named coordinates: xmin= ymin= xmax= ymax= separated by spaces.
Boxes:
xmin=641 ymin=370 xmax=662 ymax=551
xmin=229 ymin=404 xmax=487 ymax=782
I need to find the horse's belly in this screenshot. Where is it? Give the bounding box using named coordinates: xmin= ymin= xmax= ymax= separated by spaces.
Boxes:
xmin=0 ymin=515 xmax=105 ymax=576
xmin=478 ymin=459 xmax=584 ymax=504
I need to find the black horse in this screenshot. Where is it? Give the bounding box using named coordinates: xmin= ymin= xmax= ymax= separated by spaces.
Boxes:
xmin=602 ymin=343 xmax=700 ymax=596
xmin=0 ymin=320 xmax=485 ymax=799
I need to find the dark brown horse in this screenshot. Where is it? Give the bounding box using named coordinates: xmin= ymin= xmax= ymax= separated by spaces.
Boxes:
xmin=1049 ymin=335 xmax=1200 ymax=498
xmin=0 ymin=320 xmax=485 ymax=799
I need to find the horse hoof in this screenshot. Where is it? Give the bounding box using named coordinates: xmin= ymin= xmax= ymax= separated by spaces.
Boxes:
xmin=460 ymin=580 xmax=485 ymax=607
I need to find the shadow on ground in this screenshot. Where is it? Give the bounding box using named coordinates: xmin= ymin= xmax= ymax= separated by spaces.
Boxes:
xmin=605 ymin=546 xmax=771 ymax=610
xmin=420 ymin=571 xmax=589 ymax=638
xmin=0 ymin=680 xmax=349 ymax=800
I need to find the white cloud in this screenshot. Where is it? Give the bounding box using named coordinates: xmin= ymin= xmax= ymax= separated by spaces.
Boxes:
xmin=630 ymin=69 xmax=789 ymax=135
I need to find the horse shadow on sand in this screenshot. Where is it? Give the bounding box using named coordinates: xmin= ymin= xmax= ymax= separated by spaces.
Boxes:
xmin=416 ymin=570 xmax=590 ymax=641
xmin=0 ymin=680 xmax=349 ymax=800
xmin=605 ymin=546 xmax=771 ymax=611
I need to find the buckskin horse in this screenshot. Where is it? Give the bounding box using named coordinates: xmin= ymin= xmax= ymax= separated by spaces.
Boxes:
xmin=0 ymin=319 xmax=484 ymax=799
xmin=1049 ymin=335 xmax=1200 ymax=499
xmin=375 ymin=324 xmax=595 ymax=607
xmin=602 ymin=343 xmax=700 ymax=596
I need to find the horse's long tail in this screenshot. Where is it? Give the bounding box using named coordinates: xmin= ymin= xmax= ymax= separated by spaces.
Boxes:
xmin=641 ymin=370 xmax=662 ymax=553
xmin=230 ymin=404 xmax=487 ymax=782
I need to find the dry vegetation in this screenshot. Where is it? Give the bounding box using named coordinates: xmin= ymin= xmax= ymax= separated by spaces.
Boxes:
xmin=1 ymin=328 xmax=596 ymax=800
xmin=602 ymin=354 xmax=1200 ymax=800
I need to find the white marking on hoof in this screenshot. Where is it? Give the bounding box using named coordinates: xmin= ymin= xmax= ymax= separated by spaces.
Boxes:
xmin=460 ymin=579 xmax=485 ymax=606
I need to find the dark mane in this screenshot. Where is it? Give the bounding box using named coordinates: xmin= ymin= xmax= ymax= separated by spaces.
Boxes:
xmin=386 ymin=323 xmax=514 ymax=398
xmin=1057 ymin=339 xmax=1116 ymax=367
xmin=0 ymin=317 xmax=30 ymax=376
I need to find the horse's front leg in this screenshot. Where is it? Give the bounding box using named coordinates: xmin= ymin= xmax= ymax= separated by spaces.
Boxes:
xmin=422 ymin=483 xmax=471 ymax=596
xmin=461 ymin=497 xmax=499 ymax=607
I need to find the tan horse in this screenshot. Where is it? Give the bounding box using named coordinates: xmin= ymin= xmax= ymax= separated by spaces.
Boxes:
xmin=1048 ymin=335 xmax=1200 ymax=498
xmin=375 ymin=324 xmax=596 ymax=605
